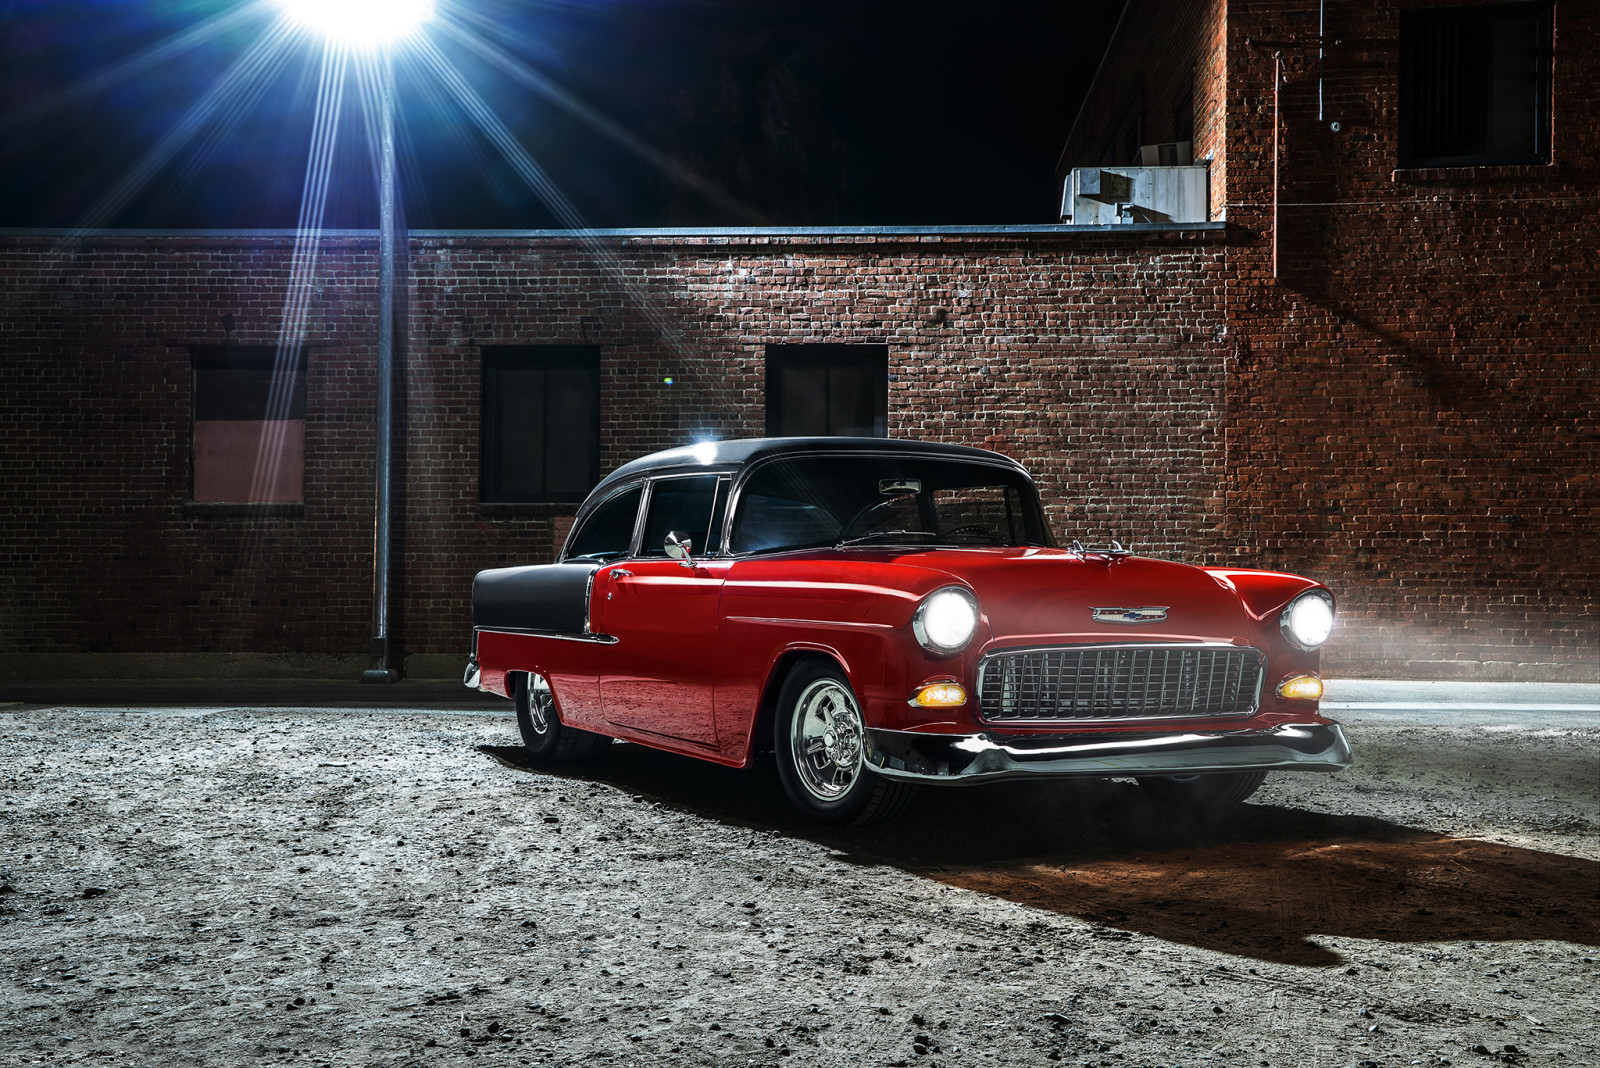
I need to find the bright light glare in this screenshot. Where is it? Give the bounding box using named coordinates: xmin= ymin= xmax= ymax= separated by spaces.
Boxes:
xmin=919 ymin=589 xmax=978 ymax=651
xmin=280 ymin=0 xmax=435 ymax=46
xmin=1283 ymin=593 xmax=1335 ymax=649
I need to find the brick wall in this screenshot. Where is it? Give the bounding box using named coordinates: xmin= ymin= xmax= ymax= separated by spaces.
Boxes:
xmin=1061 ymin=0 xmax=1599 ymax=680
xmin=1218 ymin=0 xmax=1599 ymax=678
xmin=0 ymin=227 xmax=1230 ymax=678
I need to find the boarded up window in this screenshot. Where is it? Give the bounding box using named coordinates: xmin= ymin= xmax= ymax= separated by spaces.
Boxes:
xmin=765 ymin=345 xmax=888 ymax=438
xmin=191 ymin=347 xmax=305 ymax=503
xmin=481 ymin=347 xmax=601 ymax=502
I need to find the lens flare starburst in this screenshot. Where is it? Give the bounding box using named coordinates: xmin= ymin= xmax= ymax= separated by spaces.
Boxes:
xmin=278 ymin=0 xmax=435 ymax=48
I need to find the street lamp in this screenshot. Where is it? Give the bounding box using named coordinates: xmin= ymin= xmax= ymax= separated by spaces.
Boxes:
xmin=279 ymin=0 xmax=435 ymax=48
xmin=279 ymin=0 xmax=435 ymax=683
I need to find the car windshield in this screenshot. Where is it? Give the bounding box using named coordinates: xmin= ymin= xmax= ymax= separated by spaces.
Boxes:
xmin=729 ymin=455 xmax=1053 ymax=554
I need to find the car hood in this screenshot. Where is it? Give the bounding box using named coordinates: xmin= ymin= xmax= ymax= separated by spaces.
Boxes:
xmin=866 ymin=546 xmax=1254 ymax=645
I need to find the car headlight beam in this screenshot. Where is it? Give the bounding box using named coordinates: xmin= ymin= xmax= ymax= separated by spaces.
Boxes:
xmin=913 ymin=587 xmax=980 ymax=654
xmin=1279 ymin=589 xmax=1334 ymax=650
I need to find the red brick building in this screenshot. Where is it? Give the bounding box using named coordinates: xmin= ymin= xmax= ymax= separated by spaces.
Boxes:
xmin=1 ymin=0 xmax=1594 ymax=683
xmin=1060 ymin=0 xmax=1597 ymax=680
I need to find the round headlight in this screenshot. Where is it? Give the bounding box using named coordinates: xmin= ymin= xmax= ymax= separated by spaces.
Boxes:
xmin=913 ymin=587 xmax=980 ymax=653
xmin=1280 ymin=589 xmax=1334 ymax=650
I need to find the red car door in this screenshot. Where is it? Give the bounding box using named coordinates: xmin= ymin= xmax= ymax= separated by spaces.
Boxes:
xmin=593 ymin=474 xmax=729 ymax=749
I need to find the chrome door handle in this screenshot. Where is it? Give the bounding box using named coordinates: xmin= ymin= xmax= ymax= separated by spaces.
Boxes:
xmin=611 ymin=568 xmax=634 ymax=579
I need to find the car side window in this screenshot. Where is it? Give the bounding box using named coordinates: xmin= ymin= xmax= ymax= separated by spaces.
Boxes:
xmin=564 ymin=485 xmax=642 ymax=561
xmin=639 ymin=475 xmax=722 ymax=557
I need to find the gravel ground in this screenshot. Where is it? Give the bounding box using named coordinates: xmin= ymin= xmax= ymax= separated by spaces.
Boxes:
xmin=1 ymin=701 xmax=1596 ymax=1068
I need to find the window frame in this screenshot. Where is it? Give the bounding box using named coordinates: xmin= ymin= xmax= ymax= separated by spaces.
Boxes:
xmin=560 ymin=481 xmax=645 ymax=563
xmin=725 ymin=451 xmax=1054 ymax=558
xmin=637 ymin=473 xmax=732 ymax=559
xmin=480 ymin=345 xmax=602 ymax=504
xmin=764 ymin=345 xmax=889 ymax=438
xmin=1398 ymin=2 xmax=1553 ymax=169
xmin=189 ymin=344 xmax=306 ymax=505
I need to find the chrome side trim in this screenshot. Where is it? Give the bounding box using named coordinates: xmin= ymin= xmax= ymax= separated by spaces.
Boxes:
xmin=473 ymin=625 xmax=619 ymax=645
xmin=724 ymin=615 xmax=896 ymax=630
xmin=582 ymin=568 xmax=598 ymax=634
xmin=864 ymin=722 xmax=1353 ymax=784
xmin=975 ymin=641 xmax=1266 ymax=725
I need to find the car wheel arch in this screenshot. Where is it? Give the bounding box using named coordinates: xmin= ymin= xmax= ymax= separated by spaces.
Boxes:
xmin=750 ymin=646 xmax=857 ymax=759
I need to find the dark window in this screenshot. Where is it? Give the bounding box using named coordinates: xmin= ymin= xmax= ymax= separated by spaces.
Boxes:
xmin=639 ymin=475 xmax=724 ymax=557
xmin=191 ymin=346 xmax=305 ymax=503
xmin=482 ymin=347 xmax=600 ymax=502
xmin=765 ymin=346 xmax=888 ymax=437
xmin=1173 ymin=77 xmax=1195 ymax=145
xmin=1400 ymin=4 xmax=1551 ymax=167
xmin=565 ymin=484 xmax=641 ymax=561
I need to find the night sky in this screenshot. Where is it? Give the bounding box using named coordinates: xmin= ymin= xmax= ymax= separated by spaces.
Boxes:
xmin=0 ymin=1 xmax=1123 ymax=229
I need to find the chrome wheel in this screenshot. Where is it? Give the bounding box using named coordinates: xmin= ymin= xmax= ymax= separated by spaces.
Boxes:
xmin=774 ymin=660 xmax=917 ymax=826
xmin=789 ymin=677 xmax=866 ymax=802
xmin=526 ymin=687 xmax=553 ymax=735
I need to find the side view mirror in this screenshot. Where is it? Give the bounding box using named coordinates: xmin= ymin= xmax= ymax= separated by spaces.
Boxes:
xmin=664 ymin=530 xmax=694 ymax=568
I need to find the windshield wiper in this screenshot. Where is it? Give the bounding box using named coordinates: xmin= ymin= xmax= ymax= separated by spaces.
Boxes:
xmin=835 ymin=529 xmax=939 ymax=548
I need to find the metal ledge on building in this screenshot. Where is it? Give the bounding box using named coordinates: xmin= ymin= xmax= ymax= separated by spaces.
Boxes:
xmin=0 ymin=222 xmax=1227 ymax=241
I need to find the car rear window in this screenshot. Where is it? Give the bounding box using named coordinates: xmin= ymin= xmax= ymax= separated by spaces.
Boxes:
xmin=565 ymin=484 xmax=642 ymax=560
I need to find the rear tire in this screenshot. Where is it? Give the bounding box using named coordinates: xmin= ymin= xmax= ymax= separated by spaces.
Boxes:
xmin=1136 ymin=770 xmax=1267 ymax=808
xmin=514 ymin=674 xmax=611 ymax=763
xmin=774 ymin=659 xmax=915 ymax=827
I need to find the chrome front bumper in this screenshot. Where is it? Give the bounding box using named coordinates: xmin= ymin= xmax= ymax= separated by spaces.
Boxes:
xmin=865 ymin=722 xmax=1352 ymax=784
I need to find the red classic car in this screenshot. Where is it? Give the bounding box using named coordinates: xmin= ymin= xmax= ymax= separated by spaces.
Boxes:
xmin=465 ymin=437 xmax=1350 ymax=825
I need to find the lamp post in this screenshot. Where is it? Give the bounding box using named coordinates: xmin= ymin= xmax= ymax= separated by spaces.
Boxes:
xmin=278 ymin=0 xmax=434 ymax=683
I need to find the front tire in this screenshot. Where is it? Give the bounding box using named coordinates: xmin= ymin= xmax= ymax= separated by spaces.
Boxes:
xmin=514 ymin=674 xmax=611 ymax=763
xmin=1136 ymin=770 xmax=1267 ymax=808
xmin=774 ymin=660 xmax=915 ymax=827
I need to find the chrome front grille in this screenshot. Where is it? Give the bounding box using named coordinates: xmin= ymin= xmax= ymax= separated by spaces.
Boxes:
xmin=977 ymin=644 xmax=1264 ymax=723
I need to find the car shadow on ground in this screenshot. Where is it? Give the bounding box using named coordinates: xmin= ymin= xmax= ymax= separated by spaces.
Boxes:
xmin=478 ymin=741 xmax=1600 ymax=967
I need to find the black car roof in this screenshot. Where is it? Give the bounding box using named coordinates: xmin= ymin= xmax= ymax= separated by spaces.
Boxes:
xmin=588 ymin=436 xmax=1026 ymax=500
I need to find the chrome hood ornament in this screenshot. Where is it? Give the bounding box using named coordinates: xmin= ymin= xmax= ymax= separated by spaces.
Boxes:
xmin=1091 ymin=606 xmax=1169 ymax=624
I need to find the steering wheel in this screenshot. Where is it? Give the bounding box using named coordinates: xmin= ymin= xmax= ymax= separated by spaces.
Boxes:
xmin=942 ymin=524 xmax=1001 ymax=542
xmin=837 ymin=494 xmax=915 ymax=543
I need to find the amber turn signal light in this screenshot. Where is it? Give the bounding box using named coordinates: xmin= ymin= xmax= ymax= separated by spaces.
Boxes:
xmin=909 ymin=681 xmax=968 ymax=707
xmin=1276 ymin=674 xmax=1325 ymax=701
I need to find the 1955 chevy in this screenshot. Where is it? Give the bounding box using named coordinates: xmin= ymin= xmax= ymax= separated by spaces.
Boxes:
xmin=465 ymin=437 xmax=1351 ymax=826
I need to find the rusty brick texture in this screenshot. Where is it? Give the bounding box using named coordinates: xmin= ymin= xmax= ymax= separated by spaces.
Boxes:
xmin=0 ymin=229 xmax=1231 ymax=675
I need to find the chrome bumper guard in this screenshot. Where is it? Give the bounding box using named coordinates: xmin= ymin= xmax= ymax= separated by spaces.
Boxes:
xmin=463 ymin=656 xmax=482 ymax=691
xmin=864 ymin=722 xmax=1352 ymax=784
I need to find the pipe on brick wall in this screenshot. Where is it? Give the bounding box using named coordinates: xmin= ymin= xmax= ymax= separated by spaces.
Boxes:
xmin=1273 ymin=52 xmax=1282 ymax=281
xmin=363 ymin=49 xmax=400 ymax=685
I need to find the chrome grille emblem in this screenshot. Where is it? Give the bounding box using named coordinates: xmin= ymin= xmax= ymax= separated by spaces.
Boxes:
xmin=1090 ymin=606 xmax=1169 ymax=624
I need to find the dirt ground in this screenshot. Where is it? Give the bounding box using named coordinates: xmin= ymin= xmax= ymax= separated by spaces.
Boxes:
xmin=1 ymin=699 xmax=1596 ymax=1068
